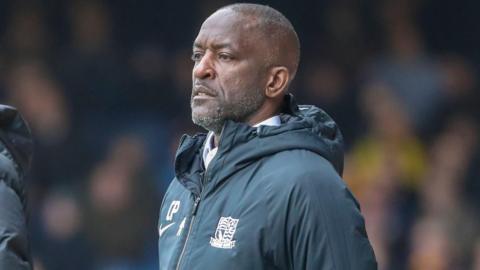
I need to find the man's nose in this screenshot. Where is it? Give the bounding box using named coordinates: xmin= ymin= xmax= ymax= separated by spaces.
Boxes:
xmin=193 ymin=53 xmax=215 ymax=80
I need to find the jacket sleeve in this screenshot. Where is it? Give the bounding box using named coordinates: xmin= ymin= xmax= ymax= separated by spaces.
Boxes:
xmin=0 ymin=105 xmax=33 ymax=270
xmin=267 ymin=159 xmax=377 ymax=270
xmin=0 ymin=155 xmax=31 ymax=270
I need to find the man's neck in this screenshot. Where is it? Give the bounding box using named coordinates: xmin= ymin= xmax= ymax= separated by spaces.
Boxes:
xmin=213 ymin=133 xmax=221 ymax=148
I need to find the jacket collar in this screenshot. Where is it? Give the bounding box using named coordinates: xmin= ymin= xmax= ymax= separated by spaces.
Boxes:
xmin=173 ymin=93 xmax=344 ymax=196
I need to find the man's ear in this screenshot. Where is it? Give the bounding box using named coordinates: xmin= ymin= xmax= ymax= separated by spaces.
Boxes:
xmin=265 ymin=66 xmax=289 ymax=98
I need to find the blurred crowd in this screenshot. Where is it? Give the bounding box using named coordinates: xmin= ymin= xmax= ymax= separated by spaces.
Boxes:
xmin=0 ymin=0 xmax=479 ymax=269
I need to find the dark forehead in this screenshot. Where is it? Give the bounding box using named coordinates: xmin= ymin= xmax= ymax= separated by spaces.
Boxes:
xmin=194 ymin=9 xmax=265 ymax=49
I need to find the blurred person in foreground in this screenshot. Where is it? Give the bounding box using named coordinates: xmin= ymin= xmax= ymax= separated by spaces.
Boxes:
xmin=0 ymin=105 xmax=33 ymax=269
xmin=158 ymin=3 xmax=376 ymax=270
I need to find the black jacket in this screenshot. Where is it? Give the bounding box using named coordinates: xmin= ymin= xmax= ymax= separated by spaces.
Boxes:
xmin=0 ymin=105 xmax=33 ymax=270
xmin=158 ymin=95 xmax=377 ymax=269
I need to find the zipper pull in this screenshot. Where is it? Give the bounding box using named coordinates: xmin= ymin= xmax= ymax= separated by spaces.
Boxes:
xmin=192 ymin=197 xmax=201 ymax=216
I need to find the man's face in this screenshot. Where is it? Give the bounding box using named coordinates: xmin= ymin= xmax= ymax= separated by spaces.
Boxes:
xmin=191 ymin=10 xmax=268 ymax=133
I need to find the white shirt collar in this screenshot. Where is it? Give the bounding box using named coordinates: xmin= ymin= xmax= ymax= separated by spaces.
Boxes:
xmin=202 ymin=115 xmax=281 ymax=169
xmin=252 ymin=115 xmax=281 ymax=128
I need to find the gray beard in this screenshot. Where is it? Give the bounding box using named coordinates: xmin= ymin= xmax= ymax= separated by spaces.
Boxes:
xmin=192 ymin=106 xmax=225 ymax=134
xmin=191 ymin=92 xmax=265 ymax=134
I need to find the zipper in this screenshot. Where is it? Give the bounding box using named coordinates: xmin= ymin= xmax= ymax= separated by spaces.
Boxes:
xmin=175 ymin=138 xmax=215 ymax=270
xmin=175 ymin=195 xmax=201 ymax=270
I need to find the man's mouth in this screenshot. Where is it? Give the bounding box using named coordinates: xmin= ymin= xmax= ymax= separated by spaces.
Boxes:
xmin=193 ymin=85 xmax=217 ymax=99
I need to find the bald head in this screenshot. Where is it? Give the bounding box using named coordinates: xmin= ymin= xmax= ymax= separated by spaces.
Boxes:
xmin=217 ymin=3 xmax=301 ymax=79
xmin=191 ymin=4 xmax=300 ymax=134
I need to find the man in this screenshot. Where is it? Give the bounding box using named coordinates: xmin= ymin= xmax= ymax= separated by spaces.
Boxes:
xmin=0 ymin=105 xmax=33 ymax=270
xmin=158 ymin=3 xmax=377 ymax=270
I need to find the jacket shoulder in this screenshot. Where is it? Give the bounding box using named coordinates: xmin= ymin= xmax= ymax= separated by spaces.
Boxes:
xmin=259 ymin=150 xmax=376 ymax=269
xmin=0 ymin=181 xmax=31 ymax=269
xmin=260 ymin=149 xmax=346 ymax=195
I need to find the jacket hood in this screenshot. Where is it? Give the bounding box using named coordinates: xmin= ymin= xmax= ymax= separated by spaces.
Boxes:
xmin=0 ymin=105 xmax=33 ymax=174
xmin=218 ymin=94 xmax=344 ymax=174
xmin=174 ymin=94 xmax=344 ymax=194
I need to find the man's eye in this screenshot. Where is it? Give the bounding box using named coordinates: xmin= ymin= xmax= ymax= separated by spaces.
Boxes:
xmin=191 ymin=52 xmax=203 ymax=61
xmin=218 ymin=53 xmax=233 ymax=61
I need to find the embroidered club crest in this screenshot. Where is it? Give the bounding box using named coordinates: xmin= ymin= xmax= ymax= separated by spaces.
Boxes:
xmin=210 ymin=216 xmax=239 ymax=249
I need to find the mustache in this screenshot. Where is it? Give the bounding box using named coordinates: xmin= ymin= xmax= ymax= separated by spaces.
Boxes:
xmin=192 ymin=83 xmax=217 ymax=97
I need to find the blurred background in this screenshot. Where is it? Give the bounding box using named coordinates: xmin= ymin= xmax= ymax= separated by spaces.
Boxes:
xmin=0 ymin=0 xmax=479 ymax=269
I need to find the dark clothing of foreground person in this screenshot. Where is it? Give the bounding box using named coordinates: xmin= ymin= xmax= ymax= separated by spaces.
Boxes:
xmin=0 ymin=105 xmax=33 ymax=270
xmin=158 ymin=95 xmax=377 ymax=269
